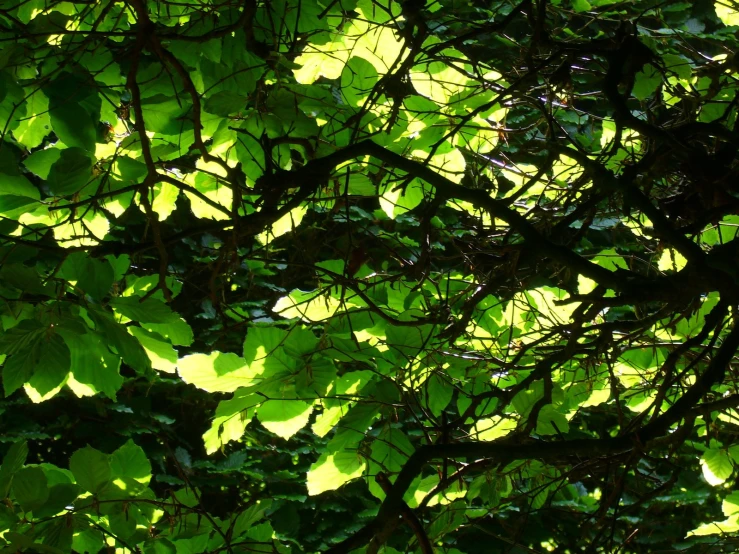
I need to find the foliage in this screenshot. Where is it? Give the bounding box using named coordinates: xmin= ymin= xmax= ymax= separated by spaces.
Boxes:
xmin=1 ymin=0 xmax=739 ymax=552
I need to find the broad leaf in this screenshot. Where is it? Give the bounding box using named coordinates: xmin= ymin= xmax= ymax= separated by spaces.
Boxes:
xmin=70 ymin=446 xmax=112 ymax=494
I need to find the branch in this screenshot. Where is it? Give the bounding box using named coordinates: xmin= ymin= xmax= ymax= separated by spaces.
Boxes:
xmin=159 ymin=0 xmax=261 ymax=53
xmin=544 ymin=141 xmax=706 ymax=265
xmin=325 ymin=319 xmax=739 ymax=553
xmin=324 ymin=436 xmax=634 ymax=553
xmin=279 ymin=140 xmax=636 ymax=291
xmin=375 ymin=472 xmax=433 ymax=554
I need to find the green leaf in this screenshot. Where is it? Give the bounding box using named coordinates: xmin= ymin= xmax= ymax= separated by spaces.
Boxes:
xmin=0 ymin=263 xmax=55 ymax=297
xmin=110 ymin=440 xmax=151 ymax=485
xmin=58 ymin=328 xmax=123 ymax=400
xmin=257 ymin=399 xmax=313 ymax=439
xmin=347 ymin=173 xmax=376 ymax=196
xmin=341 ymin=56 xmax=379 ymax=107
xmin=61 ymin=252 xmax=115 ymax=301
xmin=88 ymin=309 xmax=151 ymax=373
xmin=70 ymin=446 xmax=111 ymax=494
xmin=370 ymin=427 xmax=414 ymax=473
xmin=511 ymin=387 xmax=544 ymax=419
xmin=27 ymin=334 xmax=71 ymax=396
xmin=688 ymin=515 xmax=739 ymax=537
xmin=23 ymin=148 xmax=61 ymax=180
xmin=243 ymin=326 xmax=299 ymax=375
xmin=385 ymin=324 xmax=430 ymax=360
xmin=231 ymin=499 xmax=272 ymax=537
xmin=723 ymin=490 xmax=739 ymax=516
xmin=2 ymin=2 xmax=737 ymax=552
xmin=107 ymin=502 xmax=138 ymax=539
xmin=701 ymin=448 xmax=734 ymax=486
xmin=115 ymin=156 xmax=148 ymax=183
xmin=3 ymin=341 xmax=42 ymax=396
xmin=35 ymin=483 xmax=82 ymax=518
xmin=178 ymin=352 xmax=259 ymax=393
xmin=14 ymin=90 xmax=50 ymax=149
xmin=426 ymin=374 xmax=453 ymax=417
xmin=0 ymin=195 xmax=38 ymax=219
xmin=128 ymin=327 xmax=177 ymax=373
xmin=46 ymin=147 xmax=94 ymax=197
xmin=246 ymin=521 xmax=274 ymax=542
xmin=593 ymin=248 xmax=629 ymax=272
xmin=41 ymin=517 xmax=74 ymax=552
xmin=203 ymin=391 xmax=260 ymax=454
xmin=106 ymin=254 xmax=131 ymax=281
xmin=12 ymin=467 xmax=49 ymax=512
xmin=172 ymin=487 xmax=199 ymax=507
xmin=307 ymin=449 xmax=366 ymax=495
xmin=468 ymin=475 xmax=502 ymax=507
xmin=716 ymin=0 xmax=739 ymax=26
xmin=0 ymin=440 xmax=28 ymax=497
xmin=109 ymin=440 xmax=152 ymax=496
xmin=49 ymin=102 xmax=96 ymax=152
xmin=473 ymin=416 xmax=517 ymax=441
xmin=0 ymin=504 xmax=18 ymax=531
xmin=142 ymin=318 xmax=194 ymax=346
xmin=295 ymin=357 xmax=337 ymax=397
xmin=662 ymin=54 xmax=692 ymax=80
xmin=633 ymin=65 xmax=661 ymax=101
xmin=535 ymin=405 xmax=570 ymax=436
xmin=139 ymin=94 xmax=193 ymax=135
xmin=111 ymin=296 xmax=179 ymax=324
xmin=72 ymin=528 xmax=105 ymax=554
xmin=0 ymin=72 xmax=27 ymax=132
xmin=0 ymin=320 xmax=45 ymax=357
xmin=203 ymin=91 xmax=246 ymax=116
xmin=143 ymin=538 xmax=177 ymax=554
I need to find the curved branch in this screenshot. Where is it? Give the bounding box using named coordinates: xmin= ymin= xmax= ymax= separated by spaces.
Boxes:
xmin=325 ymin=319 xmax=739 ymax=553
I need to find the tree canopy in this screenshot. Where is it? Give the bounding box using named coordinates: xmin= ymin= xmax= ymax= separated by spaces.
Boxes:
xmin=1 ymin=0 xmax=739 ymax=552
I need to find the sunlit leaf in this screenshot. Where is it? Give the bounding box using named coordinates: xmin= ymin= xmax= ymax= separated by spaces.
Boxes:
xmin=257 ymin=399 xmax=313 ymax=439
xmin=701 ymin=448 xmax=734 ymax=486
xmin=307 ymin=449 xmax=366 ymax=495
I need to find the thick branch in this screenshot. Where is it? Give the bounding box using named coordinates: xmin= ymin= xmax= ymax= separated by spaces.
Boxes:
xmin=325 ymin=319 xmax=739 ymax=553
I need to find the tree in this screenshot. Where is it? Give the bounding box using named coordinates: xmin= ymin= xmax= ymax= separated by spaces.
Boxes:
xmin=0 ymin=0 xmax=738 ymax=551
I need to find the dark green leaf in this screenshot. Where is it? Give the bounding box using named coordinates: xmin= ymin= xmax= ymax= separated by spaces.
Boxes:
xmin=49 ymin=103 xmax=96 ymax=152
xmin=110 ymin=296 xmax=179 ymax=324
xmin=203 ymin=91 xmax=247 ymax=116
xmin=70 ymin=446 xmax=111 ymax=494
xmin=61 ymin=252 xmax=115 ymax=301
xmin=0 ymin=440 xmax=28 ymax=498
xmin=59 ymin=327 xmax=123 ymax=400
xmin=46 ymin=148 xmax=93 ymax=197
xmin=28 ymin=334 xmax=71 ymax=396
xmin=12 ymin=467 xmax=48 ymax=512
xmin=88 ymin=309 xmax=151 ymax=373
xmin=3 ymin=341 xmax=42 ymax=396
